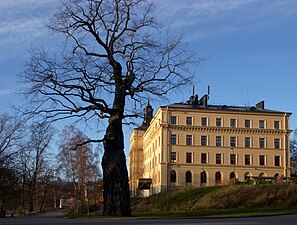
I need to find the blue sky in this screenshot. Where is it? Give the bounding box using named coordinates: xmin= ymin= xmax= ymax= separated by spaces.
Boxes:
xmin=155 ymin=0 xmax=297 ymax=129
xmin=0 ymin=0 xmax=297 ymax=154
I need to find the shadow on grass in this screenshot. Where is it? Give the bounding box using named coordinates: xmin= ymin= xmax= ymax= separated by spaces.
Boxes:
xmin=64 ymin=207 xmax=297 ymax=219
xmin=131 ymin=207 xmax=297 ymax=219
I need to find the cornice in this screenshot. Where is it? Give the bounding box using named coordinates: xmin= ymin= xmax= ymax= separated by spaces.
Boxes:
xmin=167 ymin=125 xmax=287 ymax=135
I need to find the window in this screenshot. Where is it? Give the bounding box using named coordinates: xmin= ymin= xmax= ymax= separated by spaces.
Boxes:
xmin=259 ymin=155 xmax=265 ymax=165
xmin=201 ymin=135 xmax=207 ymax=146
xmin=215 ymin=172 xmax=221 ymax=184
xmin=259 ymin=172 xmax=265 ymax=177
xmin=230 ymin=172 xmax=236 ymax=179
xmin=230 ymin=119 xmax=236 ymax=128
xmin=216 ymin=154 xmax=222 ymax=164
xmin=274 ymin=139 xmax=280 ymax=149
xmin=186 ymin=135 xmax=192 ymax=145
xmin=186 ymin=171 xmax=192 ymax=183
xmin=259 ymin=138 xmax=265 ymax=148
xmin=245 ymin=155 xmax=251 ymax=165
xmin=171 ymin=116 xmax=177 ymax=125
xmin=230 ymin=154 xmax=236 ymax=165
xmin=275 ymin=156 xmax=280 ymax=166
xmin=216 ymin=118 xmax=222 ymax=127
xmin=170 ymin=171 xmax=176 ymax=183
xmin=201 ymin=117 xmax=207 ymax=126
xmin=186 ymin=153 xmax=192 ymax=163
xmin=245 ymin=137 xmax=251 ymax=148
xmin=244 ymin=172 xmax=251 ymax=180
xmin=186 ymin=117 xmax=192 ymax=126
xmin=216 ymin=136 xmax=222 ymax=147
xmin=201 ymin=153 xmax=207 ymax=164
xmin=259 ymin=120 xmax=265 ymax=129
xmin=230 ymin=137 xmax=236 ymax=147
xmin=170 ymin=134 xmax=176 ymax=145
xmin=201 ymin=171 xmax=207 ymax=184
xmin=245 ymin=120 xmax=251 ymax=128
xmin=274 ymin=121 xmax=280 ymax=129
xmin=171 ymin=152 xmax=176 ymax=163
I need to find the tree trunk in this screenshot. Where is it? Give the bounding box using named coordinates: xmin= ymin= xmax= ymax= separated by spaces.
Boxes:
xmin=102 ymin=116 xmax=131 ymax=216
xmin=0 ymin=200 xmax=5 ymax=218
xmin=39 ymin=187 xmax=47 ymax=211
xmin=29 ymin=192 xmax=34 ymax=212
xmin=29 ymin=180 xmax=36 ymax=212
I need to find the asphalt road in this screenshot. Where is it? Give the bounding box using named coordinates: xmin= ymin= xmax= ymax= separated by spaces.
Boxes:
xmin=0 ymin=210 xmax=297 ymax=225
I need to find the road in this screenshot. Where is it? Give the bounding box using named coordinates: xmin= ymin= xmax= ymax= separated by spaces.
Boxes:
xmin=0 ymin=210 xmax=297 ymax=225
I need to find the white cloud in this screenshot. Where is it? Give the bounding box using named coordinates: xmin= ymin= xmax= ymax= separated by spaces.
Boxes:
xmin=156 ymin=0 xmax=297 ymax=41
xmin=0 ymin=0 xmax=57 ymax=9
xmin=0 ymin=18 xmax=45 ymax=40
xmin=157 ymin=0 xmax=253 ymax=25
xmin=0 ymin=89 xmax=13 ymax=96
xmin=0 ymin=0 xmax=59 ymax=61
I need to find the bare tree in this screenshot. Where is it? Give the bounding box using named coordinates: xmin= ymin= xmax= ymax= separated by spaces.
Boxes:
xmin=0 ymin=114 xmax=24 ymax=216
xmin=20 ymin=0 xmax=198 ymax=216
xmin=291 ymin=129 xmax=297 ymax=175
xmin=0 ymin=114 xmax=23 ymax=167
xmin=18 ymin=122 xmax=55 ymax=212
xmin=0 ymin=167 xmax=19 ymax=217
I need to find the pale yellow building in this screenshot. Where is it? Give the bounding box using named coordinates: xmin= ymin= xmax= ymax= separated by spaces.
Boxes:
xmin=129 ymin=95 xmax=292 ymax=196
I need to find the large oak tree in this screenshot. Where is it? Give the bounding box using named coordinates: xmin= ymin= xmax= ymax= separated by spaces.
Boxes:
xmin=20 ymin=0 xmax=197 ymax=216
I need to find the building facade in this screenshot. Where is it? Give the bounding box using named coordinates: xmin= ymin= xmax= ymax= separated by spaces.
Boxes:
xmin=129 ymin=95 xmax=292 ymax=196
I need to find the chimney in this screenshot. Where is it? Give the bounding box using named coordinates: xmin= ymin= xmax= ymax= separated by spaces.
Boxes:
xmin=256 ymin=101 xmax=265 ymax=110
xmin=200 ymin=95 xmax=208 ymax=107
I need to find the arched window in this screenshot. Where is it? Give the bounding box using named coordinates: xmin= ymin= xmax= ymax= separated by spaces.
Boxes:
xmin=259 ymin=172 xmax=266 ymax=177
xmin=170 ymin=171 xmax=176 ymax=183
xmin=185 ymin=171 xmax=192 ymax=183
xmin=244 ymin=172 xmax=251 ymax=181
xmin=201 ymin=171 xmax=207 ymax=184
xmin=215 ymin=171 xmax=221 ymax=184
xmin=230 ymin=172 xmax=235 ymax=180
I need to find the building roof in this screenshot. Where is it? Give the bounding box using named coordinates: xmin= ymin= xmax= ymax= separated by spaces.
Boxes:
xmin=161 ymin=100 xmax=291 ymax=115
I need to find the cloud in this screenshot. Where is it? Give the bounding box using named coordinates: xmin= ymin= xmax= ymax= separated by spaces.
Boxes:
xmin=0 ymin=89 xmax=13 ymax=96
xmin=157 ymin=0 xmax=253 ymax=26
xmin=0 ymin=0 xmax=58 ymax=61
xmin=156 ymin=0 xmax=297 ymax=41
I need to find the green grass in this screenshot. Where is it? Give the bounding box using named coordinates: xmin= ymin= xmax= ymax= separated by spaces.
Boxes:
xmin=131 ymin=184 xmax=297 ymax=216
xmin=66 ymin=185 xmax=297 ymax=219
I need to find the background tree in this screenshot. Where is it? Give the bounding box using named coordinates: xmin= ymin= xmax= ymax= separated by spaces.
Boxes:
xmin=18 ymin=122 xmax=55 ymax=212
xmin=0 ymin=167 xmax=18 ymax=217
xmin=57 ymin=125 xmax=101 ymax=214
xmin=291 ymin=129 xmax=297 ymax=175
xmin=0 ymin=113 xmax=23 ymax=216
xmin=0 ymin=114 xmax=23 ymax=167
xmin=20 ymin=0 xmax=197 ymax=216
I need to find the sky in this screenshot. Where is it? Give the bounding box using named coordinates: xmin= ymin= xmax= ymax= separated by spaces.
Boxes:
xmin=1 ymin=0 xmax=297 ymax=155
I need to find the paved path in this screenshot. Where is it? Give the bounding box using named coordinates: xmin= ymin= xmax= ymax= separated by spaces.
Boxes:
xmin=1 ymin=210 xmax=297 ymax=225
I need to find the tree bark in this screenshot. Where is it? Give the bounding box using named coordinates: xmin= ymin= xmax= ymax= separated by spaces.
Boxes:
xmin=39 ymin=187 xmax=47 ymax=211
xmin=102 ymin=115 xmax=131 ymax=216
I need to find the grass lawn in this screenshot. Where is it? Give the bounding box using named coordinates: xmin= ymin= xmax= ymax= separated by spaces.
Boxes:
xmin=66 ymin=207 xmax=297 ymax=219
xmin=131 ymin=207 xmax=297 ymax=219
